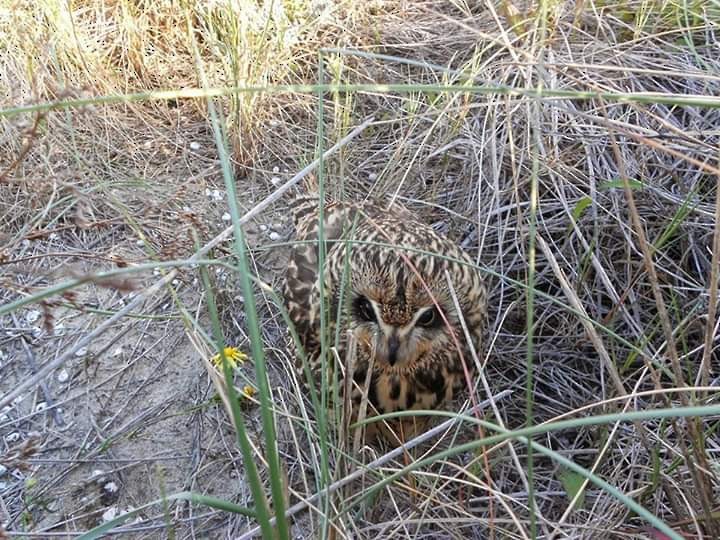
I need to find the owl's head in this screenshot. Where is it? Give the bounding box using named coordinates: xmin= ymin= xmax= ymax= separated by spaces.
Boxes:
xmin=345 ymin=263 xmax=459 ymax=371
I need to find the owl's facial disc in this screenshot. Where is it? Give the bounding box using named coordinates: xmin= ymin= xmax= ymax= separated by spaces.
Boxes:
xmin=352 ymin=295 xmax=444 ymax=368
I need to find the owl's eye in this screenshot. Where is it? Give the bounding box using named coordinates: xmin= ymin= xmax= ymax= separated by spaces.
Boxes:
xmin=417 ymin=307 xmax=438 ymax=328
xmin=354 ymin=296 xmax=376 ymax=322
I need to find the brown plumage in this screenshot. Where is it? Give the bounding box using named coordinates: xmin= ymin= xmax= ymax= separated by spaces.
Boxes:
xmin=283 ymin=194 xmax=486 ymax=442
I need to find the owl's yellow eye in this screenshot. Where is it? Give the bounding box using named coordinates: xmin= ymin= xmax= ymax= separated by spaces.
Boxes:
xmin=416 ymin=307 xmax=438 ymax=327
xmin=354 ymin=296 xmax=376 ymax=322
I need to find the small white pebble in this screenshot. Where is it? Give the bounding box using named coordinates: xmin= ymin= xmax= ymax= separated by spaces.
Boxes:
xmin=271 ymin=176 xmax=281 ymax=186
xmin=368 ymin=173 xmax=378 ymax=181
xmin=25 ymin=310 xmax=40 ymax=324
xmin=49 ymin=233 xmax=58 ymax=240
xmin=272 ymin=166 xmax=280 ymax=173
xmin=31 ymin=327 xmax=42 ymax=338
xmin=221 ymin=212 xmax=231 ymax=221
xmin=268 ymin=232 xmax=281 ymax=241
xmin=211 ymin=189 xmax=223 ymax=201
xmin=104 ymin=481 xmax=119 ymax=493
xmin=135 ymin=239 xmax=144 ymax=246
xmin=189 ymin=141 xmax=201 ymax=151
xmin=171 ymin=279 xmax=180 ymax=286
xmin=35 ymin=402 xmax=47 ymax=412
xmin=102 ymin=507 xmax=117 ymax=522
xmin=57 ymin=369 xmax=69 ymax=383
xmin=152 ymin=267 xmax=161 ymax=276
xmin=75 ymin=347 xmax=88 ymax=357
xmin=6 ymin=432 xmax=19 ymax=443
xmin=259 ymin=224 xmax=268 ymax=231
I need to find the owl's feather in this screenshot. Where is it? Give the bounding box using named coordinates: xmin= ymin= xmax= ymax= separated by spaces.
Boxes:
xmin=283 ymin=193 xmax=486 ymax=442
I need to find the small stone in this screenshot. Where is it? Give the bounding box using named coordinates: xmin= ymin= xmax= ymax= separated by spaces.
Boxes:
xmin=75 ymin=347 xmax=88 ymax=357
xmin=57 ymin=369 xmax=69 ymax=383
xmin=368 ymin=173 xmax=378 ymax=181
xmin=31 ymin=327 xmax=42 ymax=338
xmin=268 ymin=232 xmax=281 ymax=241
xmin=259 ymin=224 xmax=268 ymax=231
xmin=49 ymin=233 xmax=58 ymax=240
xmin=153 ymin=267 xmax=161 ymax=276
xmin=211 ymin=189 xmax=223 ymax=201
xmin=189 ymin=141 xmax=201 ymax=151
xmin=25 ymin=310 xmax=40 ymax=324
xmin=102 ymin=507 xmax=117 ymax=522
xmin=271 ymin=176 xmax=281 ymax=186
xmin=221 ymin=212 xmax=231 ymax=221
xmin=272 ymin=166 xmax=280 ymax=173
xmin=6 ymin=432 xmax=19 ymax=443
xmin=104 ymin=481 xmax=119 ymax=493
xmin=171 ymin=279 xmax=180 ymax=286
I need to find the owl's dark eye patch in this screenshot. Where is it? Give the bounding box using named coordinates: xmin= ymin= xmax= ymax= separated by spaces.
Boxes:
xmin=416 ymin=307 xmax=440 ymax=328
xmin=353 ymin=296 xmax=376 ymax=322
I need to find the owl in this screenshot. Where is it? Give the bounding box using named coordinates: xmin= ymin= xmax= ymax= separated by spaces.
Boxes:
xmin=283 ymin=193 xmax=486 ymax=442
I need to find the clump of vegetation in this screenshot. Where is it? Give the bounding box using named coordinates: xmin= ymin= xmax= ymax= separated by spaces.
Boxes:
xmin=1 ymin=1 xmax=719 ymax=539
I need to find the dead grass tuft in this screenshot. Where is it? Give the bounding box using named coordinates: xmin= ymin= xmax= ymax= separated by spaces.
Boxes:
xmin=1 ymin=0 xmax=720 ymax=538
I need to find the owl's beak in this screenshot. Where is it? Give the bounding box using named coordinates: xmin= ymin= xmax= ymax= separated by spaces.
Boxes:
xmin=387 ymin=334 xmax=400 ymax=366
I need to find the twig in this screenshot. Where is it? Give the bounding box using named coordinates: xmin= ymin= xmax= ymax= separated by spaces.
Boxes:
xmin=0 ymin=116 xmax=375 ymax=410
xmin=10 ymin=313 xmax=64 ymax=427
xmin=698 ymin=166 xmax=720 ymax=392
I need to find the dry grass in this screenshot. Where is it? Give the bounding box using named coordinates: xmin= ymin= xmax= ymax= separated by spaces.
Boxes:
xmin=2 ymin=0 xmax=720 ymax=538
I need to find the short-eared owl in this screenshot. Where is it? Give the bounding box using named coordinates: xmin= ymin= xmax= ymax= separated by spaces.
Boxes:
xmin=283 ymin=194 xmax=486 ymax=440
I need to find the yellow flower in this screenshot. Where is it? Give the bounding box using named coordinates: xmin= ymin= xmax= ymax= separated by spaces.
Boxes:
xmin=211 ymin=347 xmax=247 ymax=370
xmin=241 ymin=385 xmax=256 ymax=399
